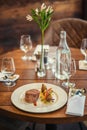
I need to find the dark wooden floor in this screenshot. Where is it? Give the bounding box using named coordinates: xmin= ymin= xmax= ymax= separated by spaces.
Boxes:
xmin=0 ymin=115 xmax=87 ymax=130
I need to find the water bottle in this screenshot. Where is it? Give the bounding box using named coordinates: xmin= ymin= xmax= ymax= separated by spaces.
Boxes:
xmin=55 ymin=31 xmax=71 ymax=80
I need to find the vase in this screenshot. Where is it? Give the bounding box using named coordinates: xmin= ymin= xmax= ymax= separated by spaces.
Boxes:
xmin=37 ymin=45 xmax=46 ymax=77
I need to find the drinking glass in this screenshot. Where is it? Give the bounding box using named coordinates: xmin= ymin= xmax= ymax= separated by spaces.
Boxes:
xmin=62 ymin=58 xmax=76 ymax=88
xmin=20 ymin=35 xmax=32 ymax=60
xmin=80 ymin=38 xmax=87 ymax=63
xmin=1 ymin=57 xmax=16 ymax=87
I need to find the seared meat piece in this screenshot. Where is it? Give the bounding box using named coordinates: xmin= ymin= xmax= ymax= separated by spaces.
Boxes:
xmin=25 ymin=89 xmax=40 ymax=104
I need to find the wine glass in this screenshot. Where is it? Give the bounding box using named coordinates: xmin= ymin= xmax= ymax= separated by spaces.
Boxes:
xmin=20 ymin=35 xmax=32 ymax=60
xmin=80 ymin=38 xmax=87 ymax=63
xmin=62 ymin=58 xmax=76 ymax=88
xmin=1 ymin=57 xmax=16 ymax=87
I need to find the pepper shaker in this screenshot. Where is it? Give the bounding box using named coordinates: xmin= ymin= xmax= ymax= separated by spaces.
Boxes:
xmin=44 ymin=49 xmax=48 ymax=65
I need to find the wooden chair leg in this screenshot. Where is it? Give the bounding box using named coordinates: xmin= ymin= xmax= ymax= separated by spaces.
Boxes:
xmin=45 ymin=124 xmax=57 ymax=130
xmin=32 ymin=122 xmax=36 ymax=130
xmin=25 ymin=126 xmax=31 ymax=130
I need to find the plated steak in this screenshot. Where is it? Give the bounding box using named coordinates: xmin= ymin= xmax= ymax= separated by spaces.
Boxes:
xmin=25 ymin=89 xmax=40 ymax=104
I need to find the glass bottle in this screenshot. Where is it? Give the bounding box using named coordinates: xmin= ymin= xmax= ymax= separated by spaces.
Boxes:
xmin=55 ymin=31 xmax=71 ymax=80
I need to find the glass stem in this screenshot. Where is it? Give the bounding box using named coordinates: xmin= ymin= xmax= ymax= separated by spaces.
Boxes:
xmin=25 ymin=51 xmax=28 ymax=58
xmin=66 ymin=78 xmax=70 ymax=86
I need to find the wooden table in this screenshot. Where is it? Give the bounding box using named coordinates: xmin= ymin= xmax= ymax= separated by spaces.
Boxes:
xmin=0 ymin=47 xmax=87 ymax=129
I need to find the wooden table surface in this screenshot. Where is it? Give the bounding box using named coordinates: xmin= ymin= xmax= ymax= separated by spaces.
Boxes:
xmin=0 ymin=47 xmax=87 ymax=124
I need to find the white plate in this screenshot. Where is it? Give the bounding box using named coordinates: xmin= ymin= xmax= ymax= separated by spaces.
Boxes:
xmin=11 ymin=83 xmax=67 ymax=113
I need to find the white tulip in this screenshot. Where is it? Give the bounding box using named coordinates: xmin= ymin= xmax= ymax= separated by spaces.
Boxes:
xmin=49 ymin=7 xmax=53 ymax=13
xmin=35 ymin=8 xmax=39 ymax=15
xmin=46 ymin=5 xmax=53 ymax=13
xmin=41 ymin=3 xmax=46 ymax=11
xmin=46 ymin=6 xmax=50 ymax=13
xmin=26 ymin=15 xmax=33 ymax=21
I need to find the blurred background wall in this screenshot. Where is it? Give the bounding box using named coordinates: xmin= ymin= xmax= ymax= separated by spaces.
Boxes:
xmin=0 ymin=0 xmax=86 ymax=53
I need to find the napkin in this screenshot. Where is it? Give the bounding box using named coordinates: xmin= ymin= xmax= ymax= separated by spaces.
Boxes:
xmin=34 ymin=45 xmax=49 ymax=55
xmin=79 ymin=60 xmax=87 ymax=70
xmin=0 ymin=72 xmax=20 ymax=82
xmin=66 ymin=94 xmax=86 ymax=116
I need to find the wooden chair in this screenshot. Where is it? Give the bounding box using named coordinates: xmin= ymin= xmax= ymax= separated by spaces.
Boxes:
xmin=44 ymin=18 xmax=87 ymax=48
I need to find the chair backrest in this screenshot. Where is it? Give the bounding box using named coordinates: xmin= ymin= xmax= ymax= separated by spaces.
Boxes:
xmin=44 ymin=18 xmax=87 ymax=48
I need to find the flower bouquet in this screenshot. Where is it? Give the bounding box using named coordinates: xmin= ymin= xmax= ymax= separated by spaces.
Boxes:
xmin=26 ymin=3 xmax=53 ymax=77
